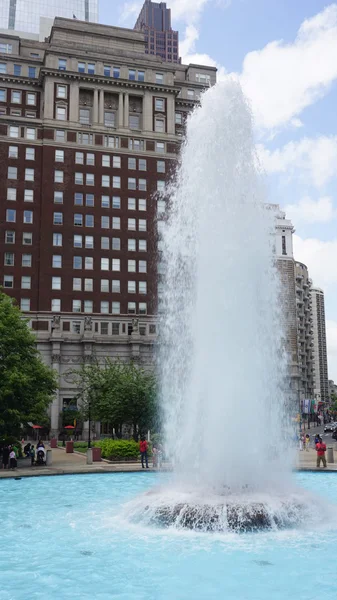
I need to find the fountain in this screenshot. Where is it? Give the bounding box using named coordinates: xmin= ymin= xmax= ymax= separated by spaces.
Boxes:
xmin=124 ymin=79 xmax=315 ymax=532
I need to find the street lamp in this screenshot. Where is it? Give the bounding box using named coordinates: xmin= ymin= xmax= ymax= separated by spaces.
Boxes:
xmin=88 ymin=398 xmax=91 ymax=449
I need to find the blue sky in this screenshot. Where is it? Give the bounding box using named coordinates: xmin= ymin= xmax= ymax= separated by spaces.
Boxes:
xmin=99 ymin=0 xmax=337 ymax=378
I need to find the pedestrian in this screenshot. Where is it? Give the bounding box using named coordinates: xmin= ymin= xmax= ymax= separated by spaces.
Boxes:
xmin=9 ymin=448 xmax=17 ymax=470
xmin=305 ymin=434 xmax=310 ymax=452
xmin=30 ymin=445 xmax=35 ymax=466
xmin=24 ymin=443 xmax=31 ymax=458
xmin=314 ymin=434 xmax=320 ymax=445
xmin=2 ymin=445 xmax=9 ymax=470
xmin=37 ymin=439 xmax=45 ymax=449
xmin=316 ymin=438 xmax=327 ymax=468
xmin=299 ymin=433 xmax=304 ymax=451
xmin=139 ymin=436 xmax=149 ymax=469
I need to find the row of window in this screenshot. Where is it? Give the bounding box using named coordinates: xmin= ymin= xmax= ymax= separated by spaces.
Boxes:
xmin=8 ymin=146 xmax=35 ymax=160
xmin=4 ymin=252 xmax=147 ymax=273
xmin=50 ymin=276 xmax=147 ymax=294
xmin=8 ymin=126 xmax=36 ymax=140
xmin=0 ymin=63 xmax=37 ymax=78
xmin=0 ymin=107 xmax=37 ymax=118
xmin=52 ymin=299 xmax=147 ymax=315
xmin=4 ymin=234 xmax=147 ymax=253
xmin=0 ymin=89 xmax=37 ymax=105
xmin=4 ymin=253 xmax=32 ymax=267
xmin=6 ymin=188 xmax=33 ymax=202
xmin=57 ymin=58 xmax=165 ymax=86
xmin=6 ymin=209 xmax=33 ymax=223
xmin=51 ymin=214 xmax=148 ymax=230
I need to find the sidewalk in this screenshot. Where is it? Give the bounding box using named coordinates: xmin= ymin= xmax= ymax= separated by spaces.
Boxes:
xmin=297 ymin=447 xmax=337 ymax=471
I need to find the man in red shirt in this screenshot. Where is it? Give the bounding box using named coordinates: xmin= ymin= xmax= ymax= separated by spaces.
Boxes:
xmin=316 ymin=438 xmax=327 ymax=468
xmin=140 ymin=436 xmax=149 ymax=469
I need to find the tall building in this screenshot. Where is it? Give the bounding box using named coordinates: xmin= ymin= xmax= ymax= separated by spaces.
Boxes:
xmin=0 ymin=18 xmax=216 ymax=435
xmin=270 ymin=205 xmax=314 ymax=406
xmin=0 ymin=0 xmax=98 ymax=35
xmin=311 ymin=287 xmax=329 ymax=404
xmin=134 ymin=1 xmax=180 ymax=64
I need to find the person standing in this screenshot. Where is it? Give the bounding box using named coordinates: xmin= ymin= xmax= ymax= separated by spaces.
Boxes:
xmin=30 ymin=445 xmax=35 ymax=466
xmin=2 ymin=445 xmax=9 ymax=470
xmin=139 ymin=437 xmax=149 ymax=469
xmin=316 ymin=438 xmax=327 ymax=468
xmin=9 ymin=448 xmax=17 ymax=470
xmin=305 ymin=434 xmax=310 ymax=452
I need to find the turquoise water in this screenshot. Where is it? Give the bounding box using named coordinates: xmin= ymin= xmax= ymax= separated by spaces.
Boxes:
xmin=1 ymin=472 xmax=337 ymax=600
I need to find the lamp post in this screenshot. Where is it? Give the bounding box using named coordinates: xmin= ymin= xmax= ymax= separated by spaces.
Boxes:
xmin=88 ymin=398 xmax=91 ymax=449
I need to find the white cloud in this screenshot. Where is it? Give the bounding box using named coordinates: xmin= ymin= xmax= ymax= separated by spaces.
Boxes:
xmin=180 ymin=25 xmax=199 ymax=57
xmin=257 ymin=136 xmax=337 ymax=188
xmin=120 ymin=0 xmax=214 ymax=25
xmin=293 ymin=235 xmax=337 ymax=288
xmin=326 ymin=320 xmax=337 ymax=380
xmin=238 ymin=4 xmax=337 ymax=131
xmin=284 ymin=196 xmax=335 ymax=224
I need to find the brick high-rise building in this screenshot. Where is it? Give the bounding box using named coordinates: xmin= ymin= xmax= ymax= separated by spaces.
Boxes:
xmin=134 ymin=1 xmax=180 ymax=64
xmin=0 ymin=18 xmax=216 ymax=435
xmin=311 ymin=287 xmax=329 ymax=404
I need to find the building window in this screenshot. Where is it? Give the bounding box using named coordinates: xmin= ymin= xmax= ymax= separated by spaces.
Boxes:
xmin=139 ymin=303 xmax=147 ymax=315
xmin=23 ymin=232 xmax=33 ymax=245
xmin=0 ymin=63 xmax=7 ymax=74
xmin=104 ymin=65 xmax=111 ymax=77
xmin=74 ymin=214 xmax=83 ymax=227
xmin=28 ymin=67 xmax=36 ymax=78
xmin=112 ymin=280 xmax=120 ymax=293
xmin=78 ymin=62 xmax=85 ymax=73
xmin=102 ymin=155 xmax=110 ymax=168
xmin=128 ymin=281 xmax=136 ymax=294
xmin=101 ymin=195 xmax=110 ymax=208
xmin=56 ymin=105 xmax=67 ymax=121
xmin=155 ymin=117 xmax=165 ymax=133
xmin=128 ymin=260 xmax=136 ymax=273
xmin=139 ymin=281 xmax=147 ymax=295
xmin=25 ymin=168 xmax=34 ymax=182
xmin=129 ymin=139 xmax=144 ymax=151
xmin=101 ymin=279 xmax=109 ymax=293
xmin=175 ymin=112 xmax=182 ymax=125
xmin=138 ymin=71 xmax=145 ymax=82
xmin=6 ymin=209 xmax=16 ymax=222
xmin=58 ymin=58 xmax=67 ymax=71
xmin=88 ymin=63 xmax=95 ymax=75
xmin=112 ymin=259 xmax=120 ymax=272
xmin=101 ymin=237 xmax=109 ymax=250
xmin=101 ymin=258 xmax=109 ymax=271
xmin=24 ymin=190 xmax=33 ymax=203
xmin=100 ymin=301 xmax=109 ymax=314
xmin=52 ymin=276 xmax=61 ymax=290
xmin=155 ymin=98 xmax=165 ymax=111
xmin=0 ymin=89 xmax=6 ymax=102
xmin=55 ymin=149 xmax=64 ymax=163
xmin=20 ymin=299 xmax=31 ymax=311
xmin=128 ymin=198 xmax=136 ymax=210
xmin=128 ymin=158 xmax=136 ymax=170
xmin=128 ymin=239 xmax=136 ymax=251
xmin=73 ymin=256 xmax=82 ymax=269
xmin=156 ymin=142 xmax=165 ymax=153
xmin=11 ymin=91 xmax=22 ymax=104
xmin=156 ymin=73 xmax=164 ymax=85
xmin=129 ymin=114 xmax=140 ymax=130
xmin=9 ymin=126 xmax=19 ymax=138
xmin=85 ymin=279 xmax=93 ymax=292
xmin=85 ymin=257 xmax=93 ymax=270
xmin=75 ymin=173 xmax=83 ymax=185
xmin=158 ymin=199 xmax=165 ymax=214
xmin=3 ymin=275 xmax=14 ymax=288
xmin=129 ymin=69 xmax=136 ymax=81
xmin=104 ymin=136 xmax=119 ymax=148
xmin=139 ymin=260 xmax=147 ymax=273
xmin=8 ymin=166 xmax=17 ymax=180
xmin=113 ymin=176 xmax=121 ymax=189
xmin=112 ymin=237 xmax=120 ymax=251
xmin=113 ymin=156 xmax=121 ymax=168
xmin=112 ymin=217 xmax=120 ymax=230
xmin=4 ymin=252 xmax=14 ymax=266
xmin=85 ymin=236 xmax=94 ymax=249
xmin=139 ymin=199 xmax=146 ymax=211
xmin=157 ymin=160 xmax=165 ymax=173
xmin=128 ymin=178 xmax=136 ymax=190
xmin=5 ymin=231 xmax=15 ymax=244
xmin=128 ymin=302 xmax=136 ymax=314
xmin=282 ymin=235 xmax=287 ymax=256
xmin=101 ymin=216 xmax=110 ymax=229
xmin=86 ymin=153 xmax=95 ymax=166
xmin=56 ymin=85 xmax=67 ymax=98
xmin=79 ymin=108 xmax=90 ymax=125
xmin=128 ymin=218 xmax=136 ymax=231
xmin=54 ymin=170 xmax=64 ymax=184
xmin=53 ymin=212 xmax=62 ymax=225
xmin=73 ymin=278 xmax=82 ymax=291
xmin=112 ymin=302 xmax=120 ymax=315
xmin=74 ymin=235 xmax=82 ymax=248
xmin=78 ymin=132 xmax=93 ymax=145
xmin=27 ymin=93 xmax=36 ymax=106
xmin=85 ymin=214 xmax=94 ymax=227
xmin=139 ymin=159 xmax=147 ymax=171
xmin=13 ymin=64 xmax=21 ymax=76
xmin=104 ymin=111 xmax=115 ymax=128
xmin=52 ymin=299 xmax=61 ymax=312
xmin=112 ymin=196 xmax=120 ymax=209
xmin=21 ymin=276 xmax=31 ymax=289
xmin=73 ymin=300 xmax=81 ymax=313
xmin=139 ymin=179 xmax=147 ymax=191
xmin=52 ymin=255 xmax=62 ymax=268
xmin=10 ymin=108 xmax=22 ymax=117
xmin=53 ymin=191 xmax=63 ymax=204
xmin=139 ymin=219 xmax=147 ymax=232
xmin=56 ymin=130 xmax=65 ymax=142
xmin=113 ymin=67 xmax=120 ymax=78
xmin=25 ymin=147 xmax=35 ymax=161
xmin=84 ymin=300 xmax=93 ymax=313
xmin=7 ymin=188 xmax=17 ymax=201
xmin=53 ymin=233 xmax=62 ymax=246
xmin=26 ymin=128 xmax=36 ymax=140
xmin=102 ymin=175 xmax=110 ymax=188
xmin=0 ymin=43 xmax=12 ymax=54
xmin=72 ymin=321 xmax=81 ymax=334
xmin=75 ymin=193 xmax=83 ymax=206
xmin=25 ymin=110 xmax=36 ymax=118
xmin=86 ymin=174 xmax=94 ymax=186
xmin=22 ymin=254 xmax=32 ymax=267
xmin=75 ymin=152 xmax=84 ymax=165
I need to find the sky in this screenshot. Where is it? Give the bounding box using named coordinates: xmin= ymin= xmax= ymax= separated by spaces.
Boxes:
xmin=99 ymin=0 xmax=337 ymax=380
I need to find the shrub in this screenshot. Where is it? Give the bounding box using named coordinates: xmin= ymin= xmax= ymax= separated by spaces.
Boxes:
xmin=94 ymin=439 xmax=140 ymax=461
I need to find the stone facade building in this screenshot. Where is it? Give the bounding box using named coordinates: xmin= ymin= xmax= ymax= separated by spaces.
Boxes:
xmin=311 ymin=287 xmax=329 ymax=404
xmin=0 ymin=17 xmax=216 ymax=435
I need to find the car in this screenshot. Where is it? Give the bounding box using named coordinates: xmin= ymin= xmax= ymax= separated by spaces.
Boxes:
xmin=324 ymin=423 xmax=337 ymax=432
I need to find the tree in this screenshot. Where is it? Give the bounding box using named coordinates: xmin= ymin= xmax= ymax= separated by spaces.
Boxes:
xmin=0 ymin=293 xmax=58 ymax=438
xmin=74 ymin=359 xmax=158 ymax=440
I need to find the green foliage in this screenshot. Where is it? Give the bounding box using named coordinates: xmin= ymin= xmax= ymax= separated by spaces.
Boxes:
xmin=61 ymin=408 xmax=81 ymax=428
xmin=94 ymin=439 xmax=140 ymax=461
xmin=74 ymin=359 xmax=158 ymax=440
xmin=0 ymin=293 xmax=58 ymax=438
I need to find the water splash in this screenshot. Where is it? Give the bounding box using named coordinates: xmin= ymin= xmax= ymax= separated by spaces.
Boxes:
xmin=158 ymin=79 xmax=293 ymax=493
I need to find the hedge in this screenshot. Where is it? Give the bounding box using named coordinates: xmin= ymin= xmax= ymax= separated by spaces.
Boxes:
xmin=94 ymin=439 xmax=152 ymax=461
